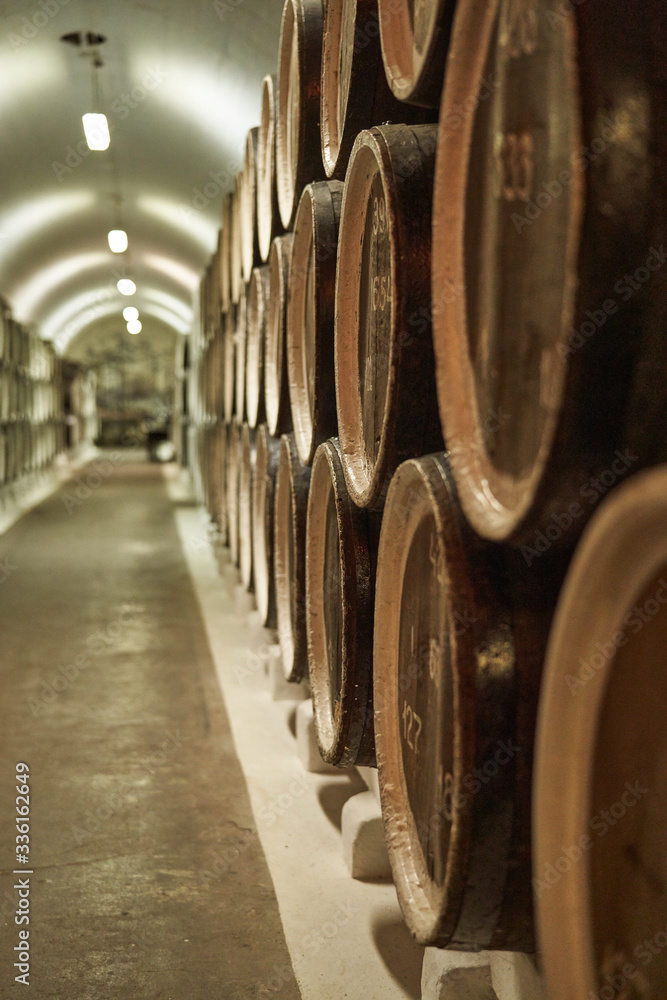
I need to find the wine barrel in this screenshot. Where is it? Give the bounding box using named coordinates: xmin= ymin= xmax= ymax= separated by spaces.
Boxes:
xmin=252 ymin=424 xmax=281 ymax=629
xmin=306 ymin=438 xmax=377 ymax=767
xmin=374 ymin=451 xmax=564 ymax=949
xmin=378 ymin=0 xmax=456 ymax=108
xmin=276 ymin=0 xmax=326 ymax=230
xmin=287 ymin=180 xmax=343 ymax=466
xmin=241 ymin=127 xmax=261 ymax=283
xmin=265 ymin=234 xmax=294 ymax=437
xmin=432 ymin=0 xmax=666 ymax=546
xmin=235 ymin=287 xmax=249 ymax=424
xmin=274 ymin=432 xmax=311 ymax=682
xmin=223 ymin=305 xmax=236 ymax=423
xmin=321 ymin=0 xmax=428 ymax=179
xmin=221 ymin=191 xmax=233 ymax=313
xmin=257 ymin=74 xmax=284 ymax=264
xmin=214 ymin=421 xmax=229 ymax=547
xmin=335 ymin=124 xmax=443 ymax=510
xmin=239 ymin=423 xmax=256 ymax=592
xmin=230 ymin=173 xmax=244 ymax=306
xmin=245 ymin=265 xmax=271 ymax=430
xmin=226 ymin=417 xmax=242 ymax=566
xmin=534 ymin=467 xmax=667 ymax=1000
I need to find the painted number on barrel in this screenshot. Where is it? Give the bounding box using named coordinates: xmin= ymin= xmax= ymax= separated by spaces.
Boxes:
xmin=498 ymin=131 xmax=534 ymax=202
xmin=372 ymin=197 xmax=392 ymax=312
xmin=402 ymin=701 xmax=422 ymax=754
xmin=500 ymin=0 xmax=538 ymax=58
xmin=441 ymin=767 xmax=454 ymax=822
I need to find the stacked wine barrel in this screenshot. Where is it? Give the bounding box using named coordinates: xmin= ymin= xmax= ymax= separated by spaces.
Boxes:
xmin=189 ymin=0 xmax=667 ymax=983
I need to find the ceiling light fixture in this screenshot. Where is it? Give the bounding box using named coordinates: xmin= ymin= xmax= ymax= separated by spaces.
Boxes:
xmin=117 ymin=279 xmax=136 ymax=296
xmin=108 ymin=229 xmax=128 ymax=253
xmin=123 ymin=306 xmax=139 ymax=321
xmin=83 ymin=112 xmax=110 ymax=151
xmin=127 ymin=319 xmax=142 ymax=335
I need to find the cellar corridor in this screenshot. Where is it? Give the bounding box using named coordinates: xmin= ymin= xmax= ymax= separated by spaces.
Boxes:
xmin=0 ymin=454 xmax=301 ymax=1000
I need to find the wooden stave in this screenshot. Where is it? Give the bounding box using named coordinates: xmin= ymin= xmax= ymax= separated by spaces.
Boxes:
xmin=335 ymin=123 xmax=444 ymax=511
xmin=274 ymin=432 xmax=312 ymax=683
xmin=276 ymin=0 xmax=326 ymax=230
xmin=252 ymin=424 xmax=281 ymax=629
xmin=239 ymin=422 xmax=257 ymax=592
xmin=306 ymin=437 xmax=377 ymax=767
xmin=534 ymin=466 xmax=667 ymax=1000
xmin=432 ymin=0 xmax=667 ymax=548
xmin=265 ymin=234 xmax=294 ymax=437
xmin=257 ymin=74 xmax=285 ymax=264
xmin=374 ymin=450 xmax=565 ymax=950
xmin=245 ymin=265 xmax=271 ymax=430
xmin=226 ymin=417 xmax=242 ymax=567
xmin=287 ymin=180 xmax=343 ymax=466
xmin=241 ymin=127 xmax=262 ymax=283
xmin=377 ymin=0 xmax=456 ymax=108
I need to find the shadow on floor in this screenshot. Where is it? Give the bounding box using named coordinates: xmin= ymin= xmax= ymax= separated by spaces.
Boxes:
xmin=316 ymin=770 xmax=367 ymax=831
xmin=371 ymin=911 xmax=424 ymax=1000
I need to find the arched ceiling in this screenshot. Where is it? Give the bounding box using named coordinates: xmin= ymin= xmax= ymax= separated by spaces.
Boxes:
xmin=0 ymin=0 xmax=283 ymax=354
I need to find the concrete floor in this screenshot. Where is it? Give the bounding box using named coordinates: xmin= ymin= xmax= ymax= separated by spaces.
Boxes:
xmin=0 ymin=454 xmax=301 ymax=999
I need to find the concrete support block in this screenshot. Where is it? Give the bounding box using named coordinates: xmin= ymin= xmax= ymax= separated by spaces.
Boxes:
xmin=341 ymin=789 xmax=392 ymax=880
xmin=269 ymin=647 xmax=308 ymax=703
xmin=295 ymin=699 xmax=339 ymax=771
xmin=355 ymin=765 xmax=381 ymax=803
xmin=490 ymin=953 xmax=547 ymax=1000
xmin=421 ymin=948 xmax=498 ymax=1000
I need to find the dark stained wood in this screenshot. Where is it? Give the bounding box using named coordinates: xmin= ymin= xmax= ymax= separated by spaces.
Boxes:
xmin=265 ymin=234 xmax=294 ymax=437
xmin=433 ymin=0 xmax=666 ymax=546
xmin=306 ymin=438 xmax=377 ymax=767
xmin=274 ymin=432 xmax=311 ymax=682
xmin=287 ymin=180 xmax=343 ymax=466
xmin=378 ymin=0 xmax=456 ymax=107
xmin=335 ymin=123 xmax=443 ymax=510
xmin=246 ymin=265 xmax=271 ymax=430
xmin=276 ymin=0 xmax=326 ymax=230
xmin=252 ymin=424 xmax=282 ymax=629
xmin=257 ymin=74 xmax=285 ymax=264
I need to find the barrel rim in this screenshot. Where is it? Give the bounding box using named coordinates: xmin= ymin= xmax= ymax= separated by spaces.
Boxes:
xmin=239 ymin=421 xmax=256 ymax=591
xmin=246 ymin=265 xmax=271 ymax=430
xmin=257 ymin=73 xmax=280 ymax=263
xmin=377 ymin=0 xmax=451 ymax=107
xmin=265 ymin=233 xmax=294 ymax=437
xmin=252 ymin=423 xmax=280 ymax=627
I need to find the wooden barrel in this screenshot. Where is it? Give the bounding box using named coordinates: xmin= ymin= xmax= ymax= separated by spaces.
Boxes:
xmin=265 ymin=234 xmax=294 ymax=437
xmin=274 ymin=432 xmax=311 ymax=682
xmin=226 ymin=418 xmax=242 ymax=566
xmin=221 ymin=191 xmax=233 ymax=313
xmin=276 ymin=0 xmax=326 ymax=230
xmin=234 ymin=288 xmax=249 ymax=423
xmin=374 ymin=451 xmax=564 ymax=949
xmin=245 ymin=265 xmax=271 ymax=430
xmin=230 ymin=173 xmax=244 ymax=306
xmin=223 ymin=305 xmax=236 ymax=423
xmin=257 ymin=74 xmax=284 ymax=264
xmin=378 ymin=0 xmax=456 ymax=108
xmin=241 ymin=127 xmax=261 ymax=283
xmin=534 ymin=467 xmax=667 ymax=1000
xmin=335 ymin=124 xmax=443 ymax=510
xmin=306 ymin=438 xmax=377 ymax=767
xmin=321 ymin=0 xmax=427 ymax=179
xmin=432 ymin=0 xmax=666 ymax=546
xmin=239 ymin=422 xmax=256 ymax=592
xmin=287 ymin=180 xmax=343 ymax=466
xmin=214 ymin=421 xmax=229 ymax=547
xmin=252 ymin=424 xmax=281 ymax=629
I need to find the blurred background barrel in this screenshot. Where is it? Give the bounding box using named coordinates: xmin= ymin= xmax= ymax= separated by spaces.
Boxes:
xmin=239 ymin=422 xmax=256 ymax=592
xmin=241 ymin=127 xmax=261 ymax=283
xmin=252 ymin=424 xmax=281 ymax=629
xmin=432 ymin=0 xmax=666 ymax=546
xmin=223 ymin=306 xmax=236 ymax=423
xmin=245 ymin=265 xmax=271 ymax=430
xmin=378 ymin=0 xmax=456 ymax=107
xmin=274 ymin=432 xmax=311 ymax=682
xmin=287 ymin=180 xmax=343 ymax=466
xmin=226 ymin=417 xmax=242 ymax=567
xmin=276 ymin=0 xmax=326 ymax=230
xmin=230 ymin=173 xmax=244 ymax=305
xmin=265 ymin=234 xmax=294 ymax=437
xmin=306 ymin=438 xmax=377 ymax=767
xmin=221 ymin=191 xmax=233 ymax=313
xmin=235 ymin=289 xmax=249 ymax=424
xmin=535 ymin=467 xmax=667 ymax=1000
xmin=257 ymin=74 xmax=284 ymax=263
xmin=335 ymin=123 xmax=443 ymax=510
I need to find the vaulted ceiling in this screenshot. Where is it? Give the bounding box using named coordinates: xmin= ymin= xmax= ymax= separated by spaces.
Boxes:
xmin=0 ymin=0 xmax=282 ymax=356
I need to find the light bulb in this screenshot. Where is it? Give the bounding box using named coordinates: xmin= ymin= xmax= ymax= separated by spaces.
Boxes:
xmin=127 ymin=320 xmax=142 ymax=334
xmin=117 ymin=279 xmax=136 ymax=296
xmin=123 ymin=306 xmax=139 ymax=321
xmin=82 ymin=113 xmax=110 ymax=151
xmin=108 ymin=229 xmax=128 ymax=253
